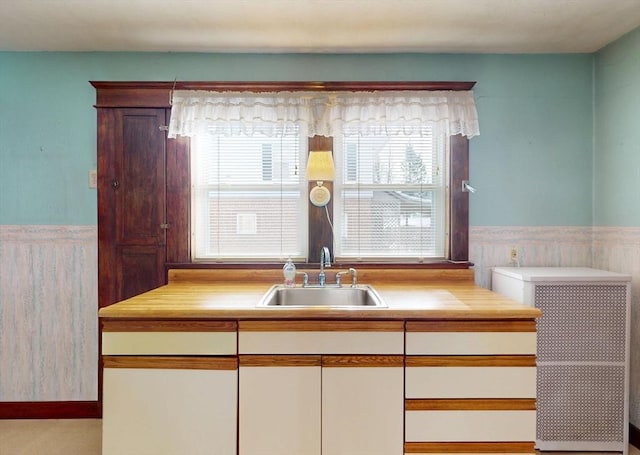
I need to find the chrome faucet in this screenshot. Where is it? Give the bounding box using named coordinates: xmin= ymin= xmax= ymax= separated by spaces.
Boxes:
xmin=318 ymin=246 xmax=331 ymax=287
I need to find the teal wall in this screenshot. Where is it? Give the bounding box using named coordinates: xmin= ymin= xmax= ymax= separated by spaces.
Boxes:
xmin=594 ymin=27 xmax=640 ymax=226
xmin=0 ymin=52 xmax=594 ymax=226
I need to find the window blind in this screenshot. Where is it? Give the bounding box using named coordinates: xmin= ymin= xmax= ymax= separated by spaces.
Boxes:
xmin=334 ymin=125 xmax=447 ymax=260
xmin=191 ymin=127 xmax=307 ymax=260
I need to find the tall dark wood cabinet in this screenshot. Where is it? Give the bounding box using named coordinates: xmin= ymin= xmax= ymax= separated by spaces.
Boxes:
xmin=97 ymin=106 xmax=167 ymax=307
xmin=94 ymin=84 xmax=172 ymax=309
xmin=115 ymin=108 xmax=167 ymax=300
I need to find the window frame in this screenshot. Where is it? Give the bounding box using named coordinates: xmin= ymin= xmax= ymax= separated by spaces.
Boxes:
xmin=92 ymin=80 xmax=473 ymax=268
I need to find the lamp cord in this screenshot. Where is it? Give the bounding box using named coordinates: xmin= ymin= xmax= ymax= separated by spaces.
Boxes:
xmin=325 ymin=204 xmax=335 ymax=235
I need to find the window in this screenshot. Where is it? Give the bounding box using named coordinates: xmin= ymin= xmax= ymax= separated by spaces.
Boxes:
xmin=191 ymin=126 xmax=307 ymax=260
xmin=334 ymin=125 xmax=447 ymax=260
xmin=167 ymin=82 xmax=478 ymax=264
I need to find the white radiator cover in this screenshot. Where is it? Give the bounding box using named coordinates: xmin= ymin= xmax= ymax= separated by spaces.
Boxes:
xmin=492 ymin=267 xmax=630 ymax=455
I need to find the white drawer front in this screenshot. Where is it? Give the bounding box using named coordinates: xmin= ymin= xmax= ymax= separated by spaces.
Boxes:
xmin=239 ymin=331 xmax=404 ymax=354
xmin=406 ymin=332 xmax=536 ymax=355
xmin=405 ymin=410 xmax=536 ymax=442
xmin=406 ymin=366 xmax=536 ymax=398
xmin=102 ymin=331 xmax=237 ymax=355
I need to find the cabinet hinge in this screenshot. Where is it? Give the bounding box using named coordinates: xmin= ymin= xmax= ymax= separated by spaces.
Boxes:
xmin=160 ymin=223 xmax=170 ymax=229
xmin=159 ymin=125 xmax=169 ymax=131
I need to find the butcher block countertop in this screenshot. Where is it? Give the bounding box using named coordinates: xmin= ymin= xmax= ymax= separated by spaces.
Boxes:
xmin=98 ymin=268 xmax=542 ymax=320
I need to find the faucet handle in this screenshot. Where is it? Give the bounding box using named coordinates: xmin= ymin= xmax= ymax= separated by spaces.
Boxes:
xmin=296 ymin=271 xmax=309 ymax=287
xmin=336 ymin=268 xmax=358 ymax=287
xmin=348 ymin=267 xmax=358 ymax=287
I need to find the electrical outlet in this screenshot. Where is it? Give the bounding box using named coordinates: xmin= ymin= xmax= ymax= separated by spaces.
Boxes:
xmin=89 ymin=170 xmax=97 ymax=189
xmin=510 ymin=246 xmax=518 ymax=263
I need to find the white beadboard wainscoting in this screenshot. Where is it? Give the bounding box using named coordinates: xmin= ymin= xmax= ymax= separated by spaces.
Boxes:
xmin=0 ymin=225 xmax=98 ymax=401
xmin=469 ymin=226 xmax=593 ymax=289
xmin=592 ymin=226 xmax=640 ymax=428
xmin=470 ymin=225 xmax=639 ymax=429
xmin=0 ymin=223 xmax=637 ymax=430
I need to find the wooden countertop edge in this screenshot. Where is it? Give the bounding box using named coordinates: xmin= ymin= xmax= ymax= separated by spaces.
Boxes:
xmin=99 ymin=308 xmax=541 ymax=320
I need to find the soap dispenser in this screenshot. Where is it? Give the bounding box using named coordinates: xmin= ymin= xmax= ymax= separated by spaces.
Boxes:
xmin=282 ymin=258 xmax=296 ymax=287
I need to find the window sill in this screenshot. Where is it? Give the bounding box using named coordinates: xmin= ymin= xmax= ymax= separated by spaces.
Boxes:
xmin=166 ymin=261 xmax=472 ymax=270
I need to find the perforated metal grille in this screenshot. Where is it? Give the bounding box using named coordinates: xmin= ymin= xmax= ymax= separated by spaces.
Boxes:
xmin=537 ymin=365 xmax=625 ymax=442
xmin=534 ymin=284 xmax=627 ymax=362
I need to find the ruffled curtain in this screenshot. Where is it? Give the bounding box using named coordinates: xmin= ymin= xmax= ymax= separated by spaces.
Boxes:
xmin=325 ymin=91 xmax=479 ymax=138
xmin=168 ymin=89 xmax=480 ymax=139
xmin=168 ymin=90 xmax=314 ymax=138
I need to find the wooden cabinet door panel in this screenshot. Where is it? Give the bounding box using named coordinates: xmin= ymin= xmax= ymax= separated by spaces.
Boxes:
xmin=114 ymin=109 xmax=166 ymax=246
xmin=116 ymin=245 xmax=166 ymax=301
xmin=98 ymin=107 xmax=168 ymax=307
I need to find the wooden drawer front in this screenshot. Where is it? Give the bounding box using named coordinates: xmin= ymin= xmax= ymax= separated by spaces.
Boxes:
xmin=405 ymin=409 xmax=536 ymax=442
xmin=404 ymin=441 xmax=535 ymax=454
xmin=103 ymin=356 xmax=238 ymax=370
xmin=102 ymin=331 xmax=237 ymax=355
xmin=406 ymin=332 xmax=536 ymax=355
xmin=406 ymin=356 xmax=536 ymax=399
xmin=239 ymin=321 xmax=404 ymax=354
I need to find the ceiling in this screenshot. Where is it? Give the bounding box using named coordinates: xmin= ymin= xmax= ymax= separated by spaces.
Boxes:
xmin=1 ymin=0 xmax=640 ymax=54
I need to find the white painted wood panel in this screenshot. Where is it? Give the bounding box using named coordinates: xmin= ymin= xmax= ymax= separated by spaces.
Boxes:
xmin=405 ymin=410 xmax=536 ymax=442
xmin=239 ymin=331 xmax=403 ymax=354
xmin=239 ymin=365 xmax=321 ymax=455
xmin=102 ymin=367 xmax=237 ymax=455
xmin=102 ymin=331 xmax=237 ymax=355
xmin=406 ymin=332 xmax=536 ymax=355
xmin=323 ymin=366 xmax=404 ymax=455
xmin=406 ymin=367 xmax=536 ymax=398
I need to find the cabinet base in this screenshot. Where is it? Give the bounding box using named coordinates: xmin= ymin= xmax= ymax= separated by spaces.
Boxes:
xmin=537 ymin=440 xmax=627 ymax=452
xmin=0 ymin=401 xmax=100 ymax=419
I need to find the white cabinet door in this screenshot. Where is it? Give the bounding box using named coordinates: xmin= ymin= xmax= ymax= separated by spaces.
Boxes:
xmin=239 ymin=356 xmax=322 ymax=455
xmin=237 ymin=323 xmax=405 ymax=455
xmin=322 ymin=356 xmax=404 ymax=455
xmin=102 ymin=357 xmax=237 ymax=455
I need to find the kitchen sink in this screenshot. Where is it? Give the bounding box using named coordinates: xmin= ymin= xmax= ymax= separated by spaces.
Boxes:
xmin=257 ymin=285 xmax=387 ymax=308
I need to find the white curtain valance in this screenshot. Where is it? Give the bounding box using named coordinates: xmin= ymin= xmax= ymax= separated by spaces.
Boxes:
xmin=168 ymin=90 xmax=480 ymax=139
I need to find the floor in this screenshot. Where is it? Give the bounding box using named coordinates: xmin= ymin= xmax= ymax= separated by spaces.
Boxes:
xmin=0 ymin=419 xmax=638 ymax=455
xmin=0 ymin=419 xmax=101 ymax=455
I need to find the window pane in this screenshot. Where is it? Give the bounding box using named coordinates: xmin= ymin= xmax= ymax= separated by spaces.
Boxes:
xmin=197 ymin=189 xmax=303 ymax=258
xmin=339 ymin=189 xmax=444 ymax=258
xmin=335 ymin=126 xmax=447 ymax=260
xmin=192 ymin=128 xmax=307 ymax=260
